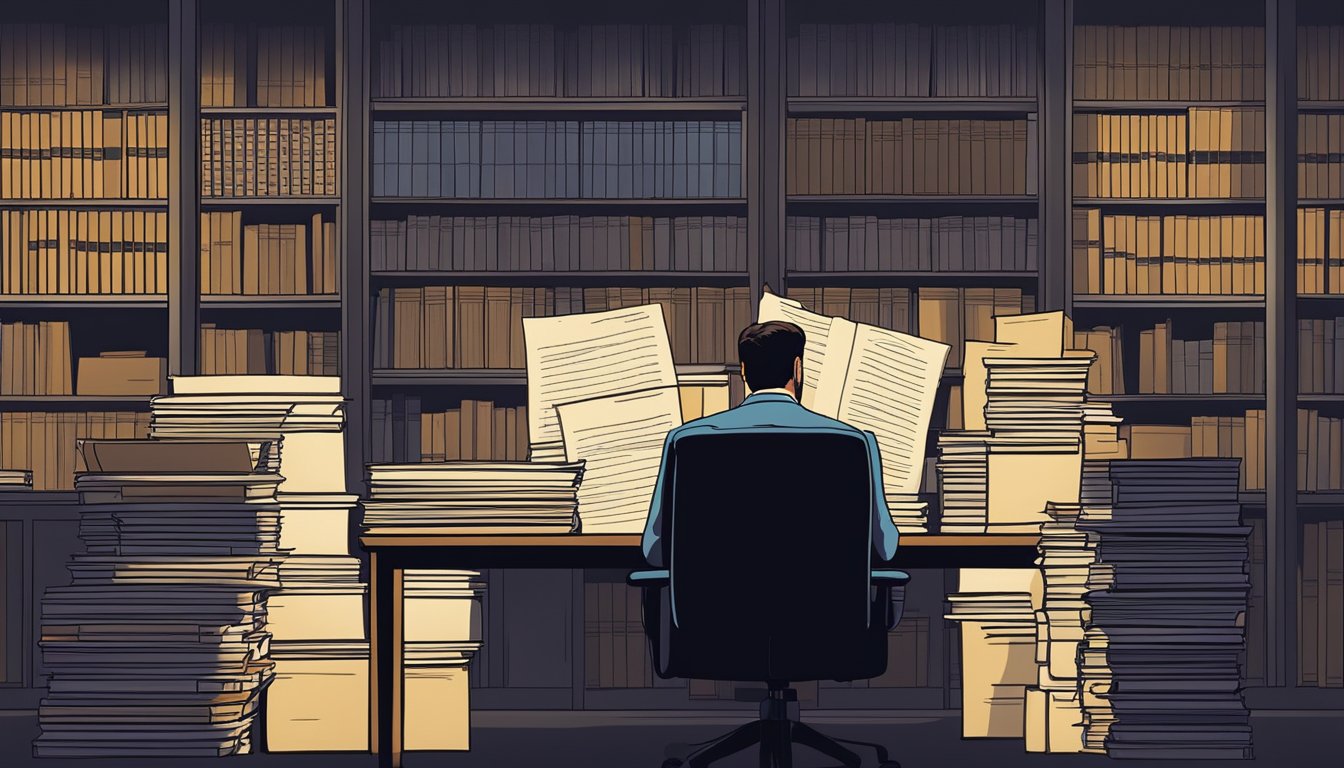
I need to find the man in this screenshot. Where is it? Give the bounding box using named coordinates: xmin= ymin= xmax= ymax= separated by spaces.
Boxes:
xmin=641 ymin=320 xmax=899 ymax=568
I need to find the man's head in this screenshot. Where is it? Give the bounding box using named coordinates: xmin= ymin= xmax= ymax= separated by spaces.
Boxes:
xmin=737 ymin=321 xmax=806 ymax=397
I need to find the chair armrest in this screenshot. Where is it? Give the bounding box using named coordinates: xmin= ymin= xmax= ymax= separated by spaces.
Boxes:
xmin=871 ymin=569 xmax=910 ymax=586
xmin=627 ymin=569 xmax=670 ymax=587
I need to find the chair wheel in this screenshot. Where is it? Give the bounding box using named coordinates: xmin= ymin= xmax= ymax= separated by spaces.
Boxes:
xmin=661 ymin=760 xmax=684 ymax=768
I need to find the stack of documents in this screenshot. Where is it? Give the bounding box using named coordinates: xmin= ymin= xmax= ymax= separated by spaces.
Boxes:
xmin=936 ymin=432 xmax=991 ymax=533
xmin=1076 ymin=459 xmax=1252 ymax=760
xmin=150 ymin=375 xmax=368 ymax=751
xmin=363 ymin=462 xmax=584 ymax=534
xmin=402 ymin=570 xmax=487 ymax=751
xmin=945 ymin=568 xmax=1042 ymax=739
xmin=982 ymin=350 xmax=1094 ymax=532
xmin=36 ymin=441 xmax=281 ymax=757
xmin=524 ymin=305 xmax=682 ymax=532
xmin=757 ymin=292 xmax=949 ymax=532
xmin=0 ymin=468 xmax=32 ymax=490
xmin=885 ymin=495 xmax=930 ymax=533
xmin=1026 ymin=495 xmax=1101 ymax=754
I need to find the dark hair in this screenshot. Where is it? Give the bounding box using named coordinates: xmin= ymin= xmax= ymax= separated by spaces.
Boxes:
xmin=737 ymin=321 xmax=806 ymax=391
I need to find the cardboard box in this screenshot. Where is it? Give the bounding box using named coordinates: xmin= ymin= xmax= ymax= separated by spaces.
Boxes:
xmin=76 ymin=352 xmax=166 ymax=396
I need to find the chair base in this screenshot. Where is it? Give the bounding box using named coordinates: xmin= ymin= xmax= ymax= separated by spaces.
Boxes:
xmin=663 ymin=684 xmax=898 ymax=768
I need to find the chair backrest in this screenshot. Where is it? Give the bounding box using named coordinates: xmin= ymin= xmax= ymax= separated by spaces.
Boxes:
xmin=661 ymin=428 xmax=885 ymax=683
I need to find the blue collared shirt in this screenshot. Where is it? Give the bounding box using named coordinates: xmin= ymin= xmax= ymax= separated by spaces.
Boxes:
xmin=640 ymin=391 xmax=900 ymax=567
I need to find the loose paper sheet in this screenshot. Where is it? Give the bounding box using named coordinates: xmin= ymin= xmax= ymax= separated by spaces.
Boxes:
xmin=557 ymin=387 xmax=684 ymax=533
xmin=834 ymin=324 xmax=949 ymax=495
xmin=756 ymin=291 xmax=950 ymax=496
xmin=757 ymin=292 xmax=852 ymax=410
xmin=524 ymin=305 xmax=678 ymax=448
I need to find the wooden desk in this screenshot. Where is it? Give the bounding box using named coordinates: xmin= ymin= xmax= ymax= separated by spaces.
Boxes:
xmin=361 ymin=532 xmax=1039 ymax=768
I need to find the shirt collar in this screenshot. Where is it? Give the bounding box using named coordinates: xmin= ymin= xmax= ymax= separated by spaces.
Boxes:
xmin=745 ymin=388 xmax=798 ymax=402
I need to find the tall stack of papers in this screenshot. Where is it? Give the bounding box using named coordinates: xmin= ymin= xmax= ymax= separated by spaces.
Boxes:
xmin=1027 ymin=496 xmax=1099 ymax=754
xmin=945 ymin=568 xmax=1042 ymax=738
xmin=36 ymin=441 xmax=280 ymax=757
xmin=363 ymin=462 xmax=583 ymax=535
xmin=1077 ymin=459 xmax=1252 ymax=760
xmin=983 ymin=350 xmax=1094 ymax=532
xmin=936 ymin=432 xmax=991 ymax=533
xmin=149 ymin=375 xmax=367 ymax=751
xmin=758 ymin=292 xmax=949 ymax=532
xmin=402 ymin=570 xmax=486 ymax=751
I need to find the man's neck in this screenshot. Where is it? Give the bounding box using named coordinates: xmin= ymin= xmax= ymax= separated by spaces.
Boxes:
xmin=749 ymin=387 xmax=797 ymax=400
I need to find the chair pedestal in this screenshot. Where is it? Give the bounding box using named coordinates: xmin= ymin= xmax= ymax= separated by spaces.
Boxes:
xmin=667 ymin=684 xmax=898 ymax=768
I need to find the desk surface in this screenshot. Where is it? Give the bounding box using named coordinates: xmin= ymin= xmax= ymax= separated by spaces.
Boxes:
xmin=360 ymin=533 xmax=1041 ymax=569
xmin=361 ymin=533 xmax=1039 ymax=548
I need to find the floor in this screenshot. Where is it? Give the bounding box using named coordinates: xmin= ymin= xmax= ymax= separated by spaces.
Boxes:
xmin=1 ymin=709 xmax=1342 ymax=768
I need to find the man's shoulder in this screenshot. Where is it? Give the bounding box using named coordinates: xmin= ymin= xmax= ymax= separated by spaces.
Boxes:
xmin=672 ymin=401 xmax=868 ymax=437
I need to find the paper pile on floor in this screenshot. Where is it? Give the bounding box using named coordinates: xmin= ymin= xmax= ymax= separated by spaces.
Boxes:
xmin=36 ymin=441 xmax=280 ymax=757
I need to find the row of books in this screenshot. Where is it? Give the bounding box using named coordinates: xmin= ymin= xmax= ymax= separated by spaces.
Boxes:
xmin=1124 ymin=409 xmax=1344 ymax=492
xmin=0 ymin=111 xmax=168 ymax=200
xmin=1071 ymin=25 xmax=1265 ymax=101
xmin=1299 ymin=27 xmax=1344 ymax=102
xmin=584 ymin=580 xmax=654 ymax=689
xmin=199 ymin=212 xmax=339 ymax=296
xmin=201 ymin=117 xmax=337 ymax=198
xmin=1073 ymin=327 xmax=1125 ymax=395
xmin=0 ymin=321 xmax=71 ymax=395
xmin=370 ymin=215 xmax=747 ymax=274
xmin=200 ymin=23 xmax=330 ymax=107
xmin=1071 ymin=210 xmax=1266 ymax=296
xmin=0 ymin=209 xmax=168 ymax=296
xmin=1297 ymin=208 xmax=1344 ymax=295
xmin=1140 ymin=321 xmax=1265 ymax=396
xmin=1298 ymin=114 xmax=1344 ymax=200
xmin=786 ymin=117 xmax=1037 ymax=196
xmin=368 ymin=397 xmax=529 ymax=466
xmin=373 ymin=24 xmax=746 ymax=99
xmin=197 ymin=326 xmax=340 ymax=377
xmin=781 ymin=285 xmax=912 ymax=336
xmin=373 ymin=286 xmax=751 ymax=370
xmin=0 ymin=23 xmax=167 ymax=106
xmin=371 ymin=120 xmax=743 ymax=199
xmin=785 ymin=215 xmax=1038 ymax=273
xmin=788 ymin=23 xmax=1037 ymax=98
xmin=1138 ymin=320 xmax=1266 ymax=395
xmin=915 ymin=286 xmax=1035 ymax=368
xmin=1300 ymin=520 xmax=1344 ymax=688
xmin=0 ymin=411 xmax=149 ymax=490
xmin=0 ymin=321 xmax=165 ymax=397
xmin=1071 ymin=109 xmax=1265 ymax=200
xmin=1300 ymin=318 xmax=1344 ymax=394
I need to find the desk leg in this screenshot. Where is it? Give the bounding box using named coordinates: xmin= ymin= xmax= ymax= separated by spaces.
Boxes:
xmin=373 ymin=553 xmax=405 ymax=768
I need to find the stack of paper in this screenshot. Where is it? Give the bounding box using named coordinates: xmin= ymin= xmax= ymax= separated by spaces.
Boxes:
xmin=363 ymin=462 xmax=583 ymax=535
xmin=945 ymin=568 xmax=1042 ymax=739
xmin=0 ymin=468 xmax=32 ymax=490
xmin=936 ymin=432 xmax=991 ymax=533
xmin=149 ymin=375 xmax=368 ymax=752
xmin=758 ymin=292 xmax=950 ymax=532
xmin=1076 ymin=459 xmax=1252 ymax=760
xmin=523 ymin=305 xmax=682 ymax=532
xmin=402 ymin=570 xmax=487 ymax=751
xmin=1026 ymin=494 xmax=1100 ymax=754
xmin=36 ymin=441 xmax=280 ymax=758
xmin=885 ymin=495 xmax=930 ymax=533
xmin=982 ymin=351 xmax=1094 ymax=532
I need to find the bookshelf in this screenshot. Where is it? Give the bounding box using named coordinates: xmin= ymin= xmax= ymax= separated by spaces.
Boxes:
xmin=3 ymin=0 xmax=1342 ymax=713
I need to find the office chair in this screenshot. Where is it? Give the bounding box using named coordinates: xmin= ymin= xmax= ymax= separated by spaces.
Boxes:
xmin=629 ymin=430 xmax=908 ymax=768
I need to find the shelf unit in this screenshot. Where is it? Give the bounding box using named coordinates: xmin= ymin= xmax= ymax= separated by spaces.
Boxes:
xmin=2 ymin=0 xmax=1340 ymax=712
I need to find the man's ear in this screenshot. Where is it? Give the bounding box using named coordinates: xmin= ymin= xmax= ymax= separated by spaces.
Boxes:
xmin=794 ymin=357 xmax=803 ymax=382
xmin=739 ymin=363 xmax=747 ymax=381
